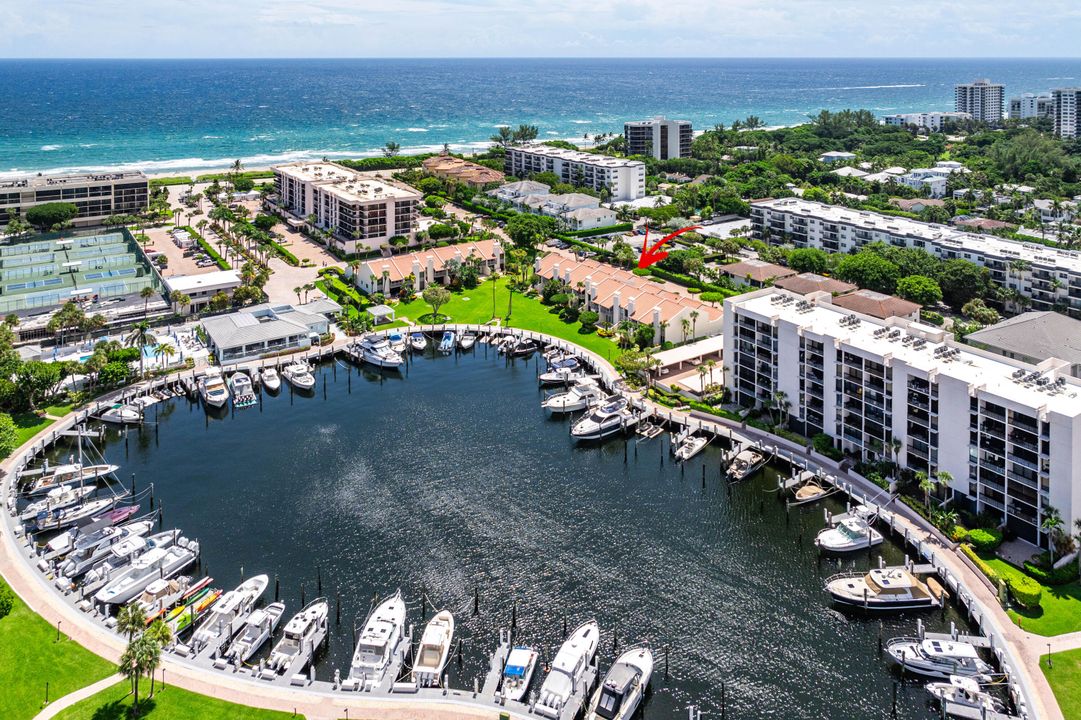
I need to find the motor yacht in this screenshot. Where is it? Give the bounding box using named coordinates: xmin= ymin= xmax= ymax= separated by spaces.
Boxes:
xmin=43 ymin=507 xmax=142 ymax=561
xmin=353 ymin=335 xmax=404 ymax=369
xmin=349 ymin=589 xmax=407 ymax=683
xmin=229 ymin=371 xmax=254 ymax=397
xmin=409 ymin=332 xmax=427 ymax=352
xmin=825 ymin=567 xmax=945 ymax=611
xmin=135 ymin=575 xmax=212 ymax=624
xmin=543 ymin=378 xmax=605 ymax=413
xmin=225 ymin=602 xmax=286 ymax=663
xmin=571 ymin=396 xmax=636 ymax=441
xmin=98 ymin=403 xmax=143 ymax=425
xmin=268 ymin=598 xmax=329 ymax=675
xmin=501 ymin=645 xmax=539 ymax=703
xmin=94 ymin=538 xmax=200 ymax=605
xmin=192 ymin=574 xmax=268 ymax=656
xmin=925 ymin=676 xmax=1004 ymax=713
xmin=672 ymin=432 xmax=709 ymax=461
xmin=586 ymin=645 xmax=653 ymax=720
xmin=508 ymin=338 xmax=536 ymax=357
xmin=282 ymin=362 xmax=316 ymax=390
xmin=815 ymin=516 xmax=884 ymax=553
xmin=199 ymin=368 xmax=230 ymax=408
xmin=539 ymin=366 xmax=585 ymax=386
xmin=536 ymin=619 xmax=600 ymax=719
xmin=58 ymin=519 xmax=155 ymax=578
xmin=260 ymin=367 xmax=281 ymax=393
xmin=726 ymin=448 xmax=766 ymax=481
xmin=885 ymin=637 xmax=994 ymax=681
xmin=412 ymin=609 xmax=455 ymax=687
xmin=20 ymin=485 xmax=96 ymax=521
xmin=27 ymin=463 xmax=119 ymax=496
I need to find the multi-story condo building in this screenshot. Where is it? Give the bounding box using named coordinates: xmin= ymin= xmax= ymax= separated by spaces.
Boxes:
xmin=0 ymin=171 xmax=148 ymax=228
xmin=882 ymin=112 xmax=971 ymax=132
xmin=272 ymin=162 xmax=420 ymax=254
xmin=1008 ymin=93 xmax=1054 ymax=120
xmin=623 ymin=116 xmax=693 ymax=160
xmin=1052 ymin=88 xmax=1081 ymax=139
xmin=503 ymin=144 xmax=646 ymax=201
xmin=955 ymin=79 xmax=1005 ymax=123
xmin=724 ymin=287 xmax=1081 ymax=547
xmin=750 ymin=198 xmax=1081 ymax=316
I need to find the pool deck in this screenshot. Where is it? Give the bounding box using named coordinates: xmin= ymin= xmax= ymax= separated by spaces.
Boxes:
xmin=0 ymin=324 xmax=1065 ymax=720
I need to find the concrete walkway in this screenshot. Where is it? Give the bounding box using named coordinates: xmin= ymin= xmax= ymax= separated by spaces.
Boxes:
xmin=34 ymin=675 xmax=123 ymax=720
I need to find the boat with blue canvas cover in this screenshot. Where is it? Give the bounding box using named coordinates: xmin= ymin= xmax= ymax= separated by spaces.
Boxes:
xmin=409 ymin=332 xmax=427 ymax=352
xmin=438 ymin=331 xmax=455 ymax=354
xmin=502 ymin=645 xmax=538 ymax=702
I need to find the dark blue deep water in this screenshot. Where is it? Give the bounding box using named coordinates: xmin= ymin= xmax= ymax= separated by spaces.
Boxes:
xmin=42 ymin=350 xmax=983 ymax=719
xmin=2 ymin=57 xmax=1081 ymax=175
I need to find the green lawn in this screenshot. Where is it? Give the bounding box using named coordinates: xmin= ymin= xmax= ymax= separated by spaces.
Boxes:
xmin=0 ymin=579 xmax=115 ymax=720
xmin=11 ymin=412 xmax=55 ymax=448
xmin=979 ymin=554 xmax=1081 ymax=636
xmin=54 ymin=681 xmax=304 ymax=720
xmin=44 ymin=403 xmax=76 ymax=418
xmin=1043 ymin=647 xmax=1081 ymax=720
xmin=395 ymin=277 xmax=623 ymax=360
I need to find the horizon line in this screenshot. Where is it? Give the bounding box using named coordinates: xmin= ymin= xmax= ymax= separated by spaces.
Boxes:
xmin=3 ymin=55 xmax=1081 ymax=61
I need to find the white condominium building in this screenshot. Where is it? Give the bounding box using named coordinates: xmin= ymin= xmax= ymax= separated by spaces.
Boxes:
xmin=1052 ymin=88 xmax=1081 ymax=139
xmin=882 ymin=112 xmax=971 ymax=132
xmin=624 ymin=116 xmax=693 ymax=160
xmin=724 ymin=287 xmax=1081 ymax=547
xmin=0 ymin=171 xmax=149 ymax=228
xmin=955 ymin=79 xmax=1005 ymax=123
xmin=1008 ymin=93 xmax=1054 ymax=120
xmin=504 ymin=144 xmax=646 ymax=201
xmin=750 ymin=198 xmax=1081 ymax=316
xmin=272 ymin=162 xmax=421 ymax=254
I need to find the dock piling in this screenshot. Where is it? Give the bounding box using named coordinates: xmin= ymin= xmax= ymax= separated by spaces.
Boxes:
xmin=274 ymin=575 xmax=279 ymax=602
xmin=317 ymin=565 xmax=322 ymax=595
xmin=336 ymin=590 xmax=341 ymax=625
xmin=473 ymin=587 xmax=479 ymax=617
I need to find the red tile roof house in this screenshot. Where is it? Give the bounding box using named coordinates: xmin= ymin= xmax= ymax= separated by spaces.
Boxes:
xmin=534 ymin=253 xmax=723 ymax=344
xmin=717 ymin=259 xmax=797 ymax=287
xmin=353 ymin=239 xmax=504 ymax=296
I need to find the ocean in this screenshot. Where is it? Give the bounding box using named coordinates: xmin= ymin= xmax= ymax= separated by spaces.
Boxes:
xmin=2 ymin=57 xmax=1080 ymax=177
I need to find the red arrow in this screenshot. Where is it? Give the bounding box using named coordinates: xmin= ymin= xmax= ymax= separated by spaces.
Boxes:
xmin=637 ymin=225 xmax=701 ymax=269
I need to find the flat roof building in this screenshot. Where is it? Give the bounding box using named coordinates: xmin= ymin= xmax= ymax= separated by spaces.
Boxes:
xmin=624 ymin=116 xmax=693 ymax=160
xmin=164 ymin=270 xmax=242 ymax=314
xmin=202 ymin=299 xmax=341 ymax=363
xmin=272 ymin=162 xmax=421 ymax=255
xmin=0 ymin=171 xmax=149 ymax=228
xmin=1008 ymin=93 xmax=1054 ymax=121
xmin=725 ymin=287 xmax=1081 ymax=547
xmin=1052 ymin=88 xmax=1081 ymax=139
xmin=883 ymin=112 xmax=971 ymax=132
xmin=955 ymin=79 xmax=1005 ymax=123
xmin=504 ymin=145 xmax=646 ymax=202
xmin=966 ymin=311 xmax=1081 ymax=377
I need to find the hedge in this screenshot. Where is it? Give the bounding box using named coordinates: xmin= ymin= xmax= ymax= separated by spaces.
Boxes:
xmin=646 ymin=266 xmax=744 ymax=298
xmin=967 ymin=528 xmax=1004 ymax=552
xmin=560 ymin=223 xmax=634 ymax=238
xmin=268 ymin=239 xmax=299 ymax=266
xmin=960 ymin=543 xmax=1001 ymax=585
xmin=1023 ymin=558 xmax=1080 ymax=586
xmin=181 ymin=226 xmax=230 ymax=270
xmin=1008 ymin=575 xmax=1042 ymax=609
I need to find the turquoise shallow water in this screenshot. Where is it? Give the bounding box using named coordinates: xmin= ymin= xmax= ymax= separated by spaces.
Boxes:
xmin=2 ymin=57 xmax=1080 ymax=176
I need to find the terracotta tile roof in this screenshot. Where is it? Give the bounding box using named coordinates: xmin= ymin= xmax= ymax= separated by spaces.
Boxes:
xmin=362 ymin=239 xmax=500 ymax=283
xmin=830 ymin=289 xmax=921 ymax=319
xmin=774 ymin=272 xmax=858 ymax=296
xmin=719 ymin=259 xmax=797 ymax=284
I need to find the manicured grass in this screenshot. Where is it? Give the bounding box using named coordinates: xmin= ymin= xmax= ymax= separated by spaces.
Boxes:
xmin=394 ymin=277 xmax=623 ymax=360
xmin=53 ymin=680 xmax=304 ymax=720
xmin=0 ymin=579 xmax=115 ymax=720
xmin=11 ymin=412 xmax=55 ymax=448
xmin=979 ymin=554 xmax=1081 ymax=636
xmin=44 ymin=403 xmax=76 ymax=418
xmin=1043 ymin=647 xmax=1081 ymax=720
xmin=374 ymin=320 xmax=410 ymax=330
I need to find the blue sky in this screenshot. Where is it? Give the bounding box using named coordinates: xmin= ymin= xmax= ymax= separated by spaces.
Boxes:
xmin=3 ymin=0 xmax=1080 ymax=58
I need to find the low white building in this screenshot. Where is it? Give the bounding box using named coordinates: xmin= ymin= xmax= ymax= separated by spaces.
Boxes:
xmin=201 ymin=299 xmax=341 ymax=363
xmin=818 ymin=151 xmax=857 ymax=164
xmin=883 ymin=111 xmax=971 ymax=131
xmin=562 ymin=207 xmax=618 ymax=231
xmin=164 ymin=270 xmax=242 ymax=314
xmin=504 ymin=144 xmax=646 ymax=201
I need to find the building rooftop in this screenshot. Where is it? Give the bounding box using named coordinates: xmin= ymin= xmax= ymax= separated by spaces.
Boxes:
xmin=273 ymin=162 xmax=419 ymax=204
xmin=202 ymin=300 xmax=340 ymax=350
xmin=774 ymin=272 xmax=857 ymax=296
xmin=625 ymin=116 xmax=691 ymax=127
xmin=731 ymin=289 xmax=1081 ymax=417
xmin=830 ymin=288 xmax=922 ymax=319
xmin=360 ymin=239 xmax=502 ymax=284
xmin=966 ymin=312 xmax=1081 ymax=367
xmin=164 ymin=270 xmax=241 ymax=294
xmin=512 ymin=144 xmax=645 ymax=169
xmin=719 ymin=259 xmax=796 ymax=284
xmin=752 ymin=198 xmax=1081 ymax=273
xmin=0 ymin=170 xmax=147 ymax=191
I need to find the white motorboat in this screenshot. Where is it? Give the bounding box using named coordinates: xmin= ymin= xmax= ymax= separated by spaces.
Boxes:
xmin=571 ymin=396 xmax=636 ymax=441
xmin=282 ymin=362 xmax=316 ymax=391
xmin=409 ymin=332 xmax=427 ymax=352
xmin=353 ymin=334 xmax=404 ymax=368
xmin=43 ymin=507 xmax=142 ymax=561
xmin=27 ymin=463 xmax=119 ymax=496
xmin=673 ymin=432 xmax=709 ymax=461
xmin=349 ymin=589 xmax=407 ymax=682
xmin=508 ymin=338 xmax=536 ymax=357
xmin=726 ymin=448 xmax=766 ymax=481
xmin=225 ymin=602 xmax=286 ymax=663
xmin=501 ymin=645 xmax=539 ymax=703
xmin=260 ymin=367 xmax=281 ymax=393
xmin=543 ymin=378 xmax=606 ymax=413
xmin=199 ymin=368 xmax=230 ymax=408
xmin=458 ymin=332 xmax=476 ymax=350
xmin=94 ymin=538 xmax=200 ymax=605
xmin=826 ymin=568 xmax=945 ymax=611
xmin=885 ymin=637 xmax=994 ymax=681
xmin=926 ymin=676 xmax=1004 ymax=714
xmin=58 ymin=520 xmax=155 ymax=578
xmin=267 ymin=598 xmax=329 ymax=674
xmin=791 ymin=480 xmax=830 ymax=506
xmin=134 ymin=575 xmax=210 ymax=623
xmin=536 ymin=619 xmax=601 ymax=719
xmin=586 ymin=645 xmax=653 ymax=720
xmin=412 ymin=609 xmax=455 ymax=687
xmin=192 ymin=574 xmax=268 ymax=656
xmin=35 ymin=497 xmax=118 ymax=533
xmin=539 ymin=366 xmax=585 ymax=386
xmin=547 ymin=355 xmax=581 ymax=372
xmin=229 ymin=371 xmax=254 ymax=396
xmin=438 ymin=331 xmax=456 ymax=354
xmin=387 ymin=331 xmax=407 ymax=354
xmin=20 ymin=485 xmax=96 ymax=521
xmin=98 ymin=403 xmax=143 ymax=425
xmin=815 ymin=516 xmax=884 ymax=553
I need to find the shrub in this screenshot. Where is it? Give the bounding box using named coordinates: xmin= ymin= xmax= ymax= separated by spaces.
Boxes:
xmin=920 ymin=310 xmax=944 ymax=326
xmin=548 ymin=293 xmax=570 ymax=306
xmin=699 ymin=291 xmax=726 ymax=305
xmin=949 ymin=525 xmax=969 ymax=543
xmin=1008 ymin=575 xmax=1042 ymax=609
xmin=812 ymin=432 xmax=843 ymax=460
xmin=0 ymin=413 xmax=17 ymax=459
xmin=967 ymin=528 xmax=1004 ymax=552
xmin=579 ymin=310 xmax=599 ymax=330
xmin=687 ymin=288 xmax=702 ymax=294
xmin=632 ymin=268 xmax=651 ymax=276
xmin=1023 ymin=559 xmax=1080 ymax=586
xmin=0 ymin=581 xmax=13 ymax=620
xmin=559 ymin=306 xmax=580 ymax=323
xmin=960 ymin=543 xmax=1000 ymax=584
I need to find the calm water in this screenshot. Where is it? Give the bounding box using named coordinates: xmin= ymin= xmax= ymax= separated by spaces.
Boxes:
xmin=38 ymin=348 xmax=985 ymax=719
xmin=3 ymin=58 xmax=1081 ymax=176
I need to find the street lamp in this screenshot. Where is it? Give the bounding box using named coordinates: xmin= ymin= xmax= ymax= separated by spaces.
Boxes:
xmin=56 ymin=620 xmax=61 ymax=642
xmin=1047 ymin=643 xmax=1053 ymax=668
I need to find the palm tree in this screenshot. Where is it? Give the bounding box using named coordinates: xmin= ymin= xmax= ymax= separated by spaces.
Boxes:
xmin=293 ymin=286 xmax=302 ymax=304
xmin=689 ymin=310 xmax=700 ymax=339
xmin=680 ymin=317 xmax=691 ymax=342
xmin=144 ymin=619 xmax=172 ymax=696
xmin=1042 ymin=506 xmax=1064 ymax=564
xmin=140 ymin=286 xmax=156 ymax=320
xmin=935 ymin=470 xmax=954 ymax=504
xmin=916 ymin=471 xmax=935 ymax=511
xmin=116 ymin=603 xmax=145 ymax=643
xmin=125 ymin=321 xmax=157 ymax=378
xmin=155 ymin=343 xmax=176 ymax=368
